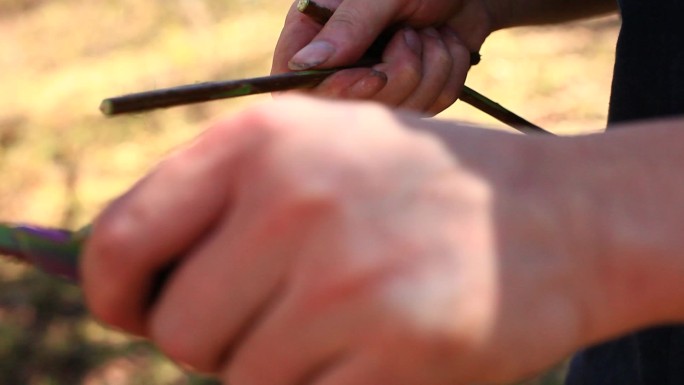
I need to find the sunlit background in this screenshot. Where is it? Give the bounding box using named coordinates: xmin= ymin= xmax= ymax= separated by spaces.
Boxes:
xmin=0 ymin=0 xmax=620 ymax=383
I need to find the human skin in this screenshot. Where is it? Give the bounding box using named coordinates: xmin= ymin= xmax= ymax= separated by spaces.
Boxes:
xmin=81 ymin=96 xmax=684 ymax=385
xmin=271 ymin=0 xmax=617 ymax=115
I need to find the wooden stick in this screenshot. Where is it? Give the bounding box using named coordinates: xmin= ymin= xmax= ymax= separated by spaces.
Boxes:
xmin=459 ymin=87 xmax=546 ymax=135
xmin=297 ymin=0 xmax=331 ymax=25
xmin=100 ymin=70 xmax=336 ymax=115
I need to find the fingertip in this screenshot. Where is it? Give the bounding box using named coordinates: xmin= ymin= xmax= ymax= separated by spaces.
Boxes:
xmin=272 ymin=3 xmax=325 ymax=74
xmin=367 ymin=28 xmax=424 ymax=107
xmin=402 ymin=28 xmax=423 ymax=56
xmin=290 ymin=1 xmax=396 ymax=69
xmin=380 ymin=27 xmax=423 ymax=64
xmin=314 ymin=67 xmax=388 ymax=100
xmin=424 ymin=28 xmax=471 ymax=115
xmin=288 ymin=40 xmax=337 ymax=71
xmin=438 ymin=26 xmax=473 ymax=67
xmin=347 ymin=70 xmax=388 ymax=99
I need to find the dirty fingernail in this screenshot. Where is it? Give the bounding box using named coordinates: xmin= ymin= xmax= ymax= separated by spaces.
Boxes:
xmin=289 ymin=41 xmax=336 ymax=70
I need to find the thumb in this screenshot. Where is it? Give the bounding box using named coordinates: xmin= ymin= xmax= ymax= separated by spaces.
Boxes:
xmin=288 ymin=0 xmax=398 ymax=70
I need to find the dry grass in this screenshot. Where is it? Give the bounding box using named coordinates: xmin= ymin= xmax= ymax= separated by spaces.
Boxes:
xmin=0 ymin=0 xmax=620 ymax=383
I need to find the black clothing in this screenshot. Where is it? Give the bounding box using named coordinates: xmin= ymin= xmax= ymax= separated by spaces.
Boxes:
xmin=566 ymin=327 xmax=684 ymax=384
xmin=608 ymin=0 xmax=684 ymax=123
xmin=565 ymin=0 xmax=684 ymax=383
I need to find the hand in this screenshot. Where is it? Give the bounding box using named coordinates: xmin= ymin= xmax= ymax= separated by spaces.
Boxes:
xmin=82 ymin=96 xmax=604 ymax=384
xmin=271 ymin=0 xmax=494 ymax=115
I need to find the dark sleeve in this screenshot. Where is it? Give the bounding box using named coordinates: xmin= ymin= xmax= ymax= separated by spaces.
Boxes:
xmin=607 ymin=0 xmax=684 ymax=124
xmin=566 ymin=326 xmax=684 ymax=385
xmin=566 ymin=0 xmax=684 ymax=384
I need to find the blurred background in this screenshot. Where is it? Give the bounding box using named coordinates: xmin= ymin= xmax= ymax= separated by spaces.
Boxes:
xmin=0 ymin=0 xmax=619 ymax=383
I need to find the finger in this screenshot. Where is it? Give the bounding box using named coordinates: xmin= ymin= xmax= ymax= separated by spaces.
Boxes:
xmin=223 ymin=295 xmax=343 ymax=385
xmin=223 ymin=253 xmax=412 ymax=385
xmin=398 ymin=28 xmax=454 ymax=114
xmin=146 ymin=210 xmax=285 ymax=373
xmin=145 ymin=99 xmax=377 ymax=373
xmin=369 ymin=28 xmax=423 ymax=107
xmin=146 ymin=187 xmax=341 ymax=373
xmin=426 ymin=26 xmax=472 ymax=116
xmin=81 ymin=122 xmax=258 ymax=335
xmin=222 ymin=283 xmax=354 ymax=385
xmin=274 ymin=5 xmax=387 ymax=102
xmin=288 ymin=0 xmax=398 ymax=70
xmin=272 ymin=1 xmax=328 ymax=74
xmin=307 ymin=67 xmax=388 ymax=100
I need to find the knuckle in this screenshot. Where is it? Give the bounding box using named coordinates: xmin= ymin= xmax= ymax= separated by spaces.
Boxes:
xmin=291 ymin=182 xmax=345 ymax=214
xmin=329 ymin=7 xmax=365 ymax=35
xmin=233 ymin=104 xmax=279 ymax=134
xmin=190 ymin=104 xmax=283 ymax=159
xmin=275 ymin=165 xmax=346 ymax=212
xmin=166 ymin=107 xmax=284 ymax=184
xmin=88 ymin=213 xmax=127 ymax=256
xmin=230 ymin=100 xmax=302 ymax=143
xmin=87 ymin=213 xmax=139 ymax=274
xmin=82 ymin=221 xmax=138 ymax=326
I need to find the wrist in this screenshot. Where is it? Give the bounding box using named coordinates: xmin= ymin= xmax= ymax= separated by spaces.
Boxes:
xmin=418 ymin=123 xmax=684 ymax=350
xmin=572 ymin=132 xmax=684 ymax=329
xmin=551 ymin=132 xmax=684 ymax=345
xmin=468 ymin=133 xmax=657 ymax=347
xmin=494 ymin=135 xmax=614 ymax=346
xmin=421 ymin=124 xmax=608 ymax=345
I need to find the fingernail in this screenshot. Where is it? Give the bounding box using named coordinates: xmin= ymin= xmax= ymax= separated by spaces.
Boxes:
xmin=403 ymin=28 xmax=422 ymax=55
xmin=440 ymin=26 xmax=462 ymax=41
xmin=288 ymin=41 xmax=336 ymax=70
xmin=349 ymin=70 xmax=388 ymax=98
xmin=422 ymin=27 xmax=440 ymax=38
